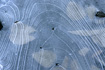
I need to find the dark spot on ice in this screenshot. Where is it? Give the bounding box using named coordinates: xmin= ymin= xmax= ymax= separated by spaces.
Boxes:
xmin=40 ymin=47 xmax=42 ymax=49
xmin=14 ymin=21 xmax=18 ymax=23
xmin=0 ymin=21 xmax=3 ymax=30
xmin=52 ymin=27 xmax=54 ymax=30
xmin=95 ymin=11 xmax=105 ymax=18
xmin=5 ymin=11 xmax=7 ymax=13
xmin=55 ymin=63 xmax=59 ymax=66
xmin=96 ymin=1 xmax=98 ymax=3
xmin=103 ymin=65 xmax=105 ymax=69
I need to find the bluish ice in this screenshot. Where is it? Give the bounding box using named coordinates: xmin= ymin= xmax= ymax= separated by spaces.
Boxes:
xmin=0 ymin=0 xmax=105 ymax=70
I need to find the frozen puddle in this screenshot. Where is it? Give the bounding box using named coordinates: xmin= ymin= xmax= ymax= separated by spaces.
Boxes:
xmin=32 ymin=50 xmax=56 ymax=68
xmin=9 ymin=21 xmax=35 ymax=45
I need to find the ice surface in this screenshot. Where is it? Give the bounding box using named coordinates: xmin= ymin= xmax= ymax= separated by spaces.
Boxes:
xmin=0 ymin=0 xmax=105 ymax=70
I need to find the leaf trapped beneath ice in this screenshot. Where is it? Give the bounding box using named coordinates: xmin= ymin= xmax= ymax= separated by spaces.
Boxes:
xmin=78 ymin=47 xmax=90 ymax=56
xmin=68 ymin=29 xmax=105 ymax=36
xmin=86 ymin=5 xmax=98 ymax=19
xmin=52 ymin=66 xmax=65 ymax=70
xmin=61 ymin=56 xmax=69 ymax=68
xmin=69 ymin=28 xmax=105 ymax=47
xmin=70 ymin=60 xmax=80 ymax=70
xmin=32 ymin=50 xmax=56 ymax=68
xmin=92 ymin=33 xmax=105 ymax=47
xmin=9 ymin=21 xmax=35 ymax=45
xmin=91 ymin=65 xmax=100 ymax=70
xmin=92 ymin=50 xmax=102 ymax=58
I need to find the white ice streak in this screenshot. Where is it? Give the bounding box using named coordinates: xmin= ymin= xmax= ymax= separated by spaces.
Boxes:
xmin=66 ymin=1 xmax=86 ymax=21
xmin=0 ymin=64 xmax=3 ymax=70
xmin=92 ymin=50 xmax=102 ymax=58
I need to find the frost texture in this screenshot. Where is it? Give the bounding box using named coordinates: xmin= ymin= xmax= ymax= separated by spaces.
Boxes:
xmin=0 ymin=0 xmax=105 ymax=70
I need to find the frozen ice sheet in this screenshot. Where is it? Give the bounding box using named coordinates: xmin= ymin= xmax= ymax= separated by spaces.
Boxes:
xmin=0 ymin=0 xmax=105 ymax=70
